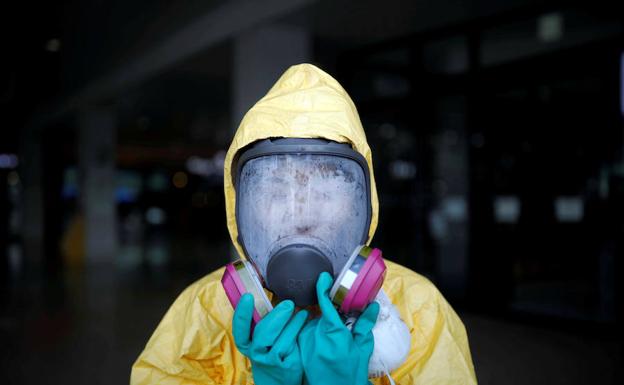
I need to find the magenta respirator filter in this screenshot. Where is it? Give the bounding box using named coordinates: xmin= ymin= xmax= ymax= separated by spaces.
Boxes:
xmin=329 ymin=245 xmax=387 ymax=315
xmin=222 ymin=245 xmax=386 ymax=322
xmin=221 ymin=260 xmax=273 ymax=329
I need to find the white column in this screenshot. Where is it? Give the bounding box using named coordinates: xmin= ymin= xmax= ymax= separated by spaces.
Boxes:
xmin=232 ymin=23 xmax=312 ymax=125
xmin=78 ymin=107 xmax=118 ymax=264
xmin=19 ymin=125 xmax=44 ymax=271
xmin=431 ymin=95 xmax=470 ymax=299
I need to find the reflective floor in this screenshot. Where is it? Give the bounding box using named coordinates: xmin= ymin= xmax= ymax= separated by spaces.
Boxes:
xmin=1 ymin=266 xmax=621 ymax=385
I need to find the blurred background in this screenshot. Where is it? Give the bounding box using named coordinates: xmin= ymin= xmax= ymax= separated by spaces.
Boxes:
xmin=1 ymin=0 xmax=623 ymax=384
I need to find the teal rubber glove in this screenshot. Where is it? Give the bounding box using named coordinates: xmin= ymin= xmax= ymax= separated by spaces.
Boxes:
xmin=298 ymin=272 xmax=380 ymax=385
xmin=233 ymin=294 xmax=308 ymax=385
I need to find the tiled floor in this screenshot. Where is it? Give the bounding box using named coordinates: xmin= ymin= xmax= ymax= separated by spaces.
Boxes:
xmin=1 ymin=267 xmax=621 ymax=385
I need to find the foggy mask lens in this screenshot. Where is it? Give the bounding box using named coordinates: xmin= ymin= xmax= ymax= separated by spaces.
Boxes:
xmin=237 ymin=153 xmax=369 ymax=277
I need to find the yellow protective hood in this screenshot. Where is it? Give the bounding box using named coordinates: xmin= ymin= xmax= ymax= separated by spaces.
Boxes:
xmin=131 ymin=64 xmax=477 ymax=385
xmin=224 ymin=63 xmax=379 ymax=259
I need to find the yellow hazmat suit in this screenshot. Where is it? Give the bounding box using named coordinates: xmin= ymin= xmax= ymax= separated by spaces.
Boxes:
xmin=131 ymin=64 xmax=477 ymax=385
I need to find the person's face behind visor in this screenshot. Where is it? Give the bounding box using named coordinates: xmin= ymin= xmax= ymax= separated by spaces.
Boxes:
xmin=237 ymin=153 xmax=369 ymax=280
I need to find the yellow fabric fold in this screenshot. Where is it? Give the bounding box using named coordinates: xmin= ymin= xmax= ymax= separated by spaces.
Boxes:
xmin=131 ymin=63 xmax=477 ymax=385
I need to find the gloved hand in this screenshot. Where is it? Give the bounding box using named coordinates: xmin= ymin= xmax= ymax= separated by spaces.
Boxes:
xmin=298 ymin=272 xmax=380 ymax=385
xmin=233 ymin=294 xmax=308 ymax=385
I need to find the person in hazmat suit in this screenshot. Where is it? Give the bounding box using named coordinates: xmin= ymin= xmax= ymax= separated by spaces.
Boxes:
xmin=131 ymin=63 xmax=477 ymax=385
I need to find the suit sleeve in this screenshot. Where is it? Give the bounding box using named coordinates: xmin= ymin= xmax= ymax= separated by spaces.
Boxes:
xmin=130 ymin=277 xmax=253 ymax=385
xmin=377 ymin=269 xmax=478 ymax=385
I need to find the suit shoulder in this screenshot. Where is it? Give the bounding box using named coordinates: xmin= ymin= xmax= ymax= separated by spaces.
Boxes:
xmin=383 ymin=260 xmax=446 ymax=313
xmin=380 ymin=261 xmax=477 ymax=384
xmin=384 ymin=260 xmax=438 ymax=291
xmin=168 ymin=266 xmax=232 ymax=323
xmin=181 ymin=266 xmax=226 ymax=298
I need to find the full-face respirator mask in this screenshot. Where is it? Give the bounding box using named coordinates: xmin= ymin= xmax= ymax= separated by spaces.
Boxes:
xmin=221 ymin=138 xmax=410 ymax=381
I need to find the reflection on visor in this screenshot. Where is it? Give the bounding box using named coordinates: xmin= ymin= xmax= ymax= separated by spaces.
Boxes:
xmin=237 ymin=154 xmax=369 ymax=277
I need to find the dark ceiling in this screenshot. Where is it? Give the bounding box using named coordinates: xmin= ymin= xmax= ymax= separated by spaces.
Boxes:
xmin=1 ymin=0 xmax=621 ymax=152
